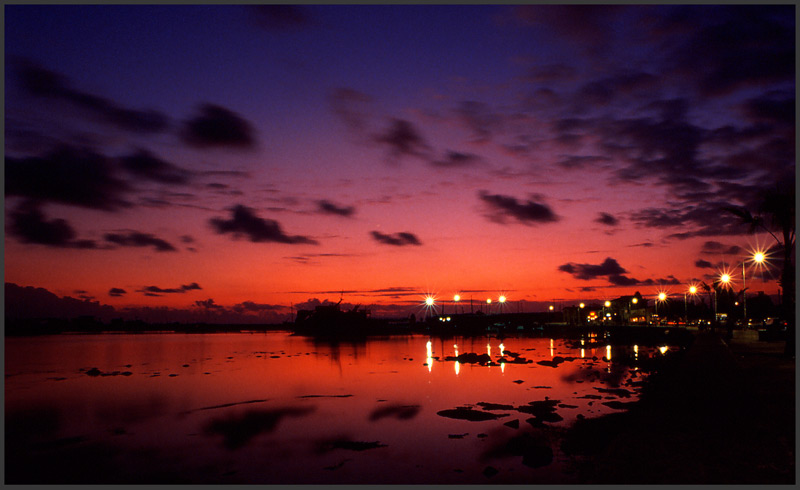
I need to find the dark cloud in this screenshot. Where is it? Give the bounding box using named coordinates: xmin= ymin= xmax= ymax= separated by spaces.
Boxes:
xmin=9 ymin=202 xmax=77 ymax=247
xmin=743 ymin=90 xmax=795 ymax=126
xmin=595 ymin=212 xmax=619 ymax=226
xmin=430 ymin=151 xmax=483 ymax=168
xmin=210 ymin=205 xmax=318 ymax=245
xmin=16 ymin=60 xmax=169 ymax=133
xmin=180 ymin=235 xmax=195 ymax=243
xmin=608 ymin=274 xmax=640 ymax=286
xmin=119 ymin=149 xmax=191 ymax=185
xmin=374 ymin=118 xmax=431 ymax=160
xmin=109 ymin=288 xmax=127 ymax=297
xmin=640 ymin=276 xmax=682 ymax=286
xmin=232 ymin=301 xmax=281 ymax=313
xmin=182 ymin=104 xmax=256 ymax=149
xmin=317 ymin=200 xmax=355 ymax=217
xmin=630 ymin=200 xmax=749 ymax=239
xmin=370 ymin=231 xmax=422 ymax=247
xmin=140 ymin=283 xmax=202 ymax=296
xmin=195 ymin=298 xmax=223 ymax=309
xmin=558 ymin=257 xmax=628 ymax=280
xmin=695 ymin=259 xmax=714 ymax=269
xmin=104 ymin=231 xmax=177 ymax=252
xmin=6 ymin=146 xmax=131 ymax=211
xmin=668 ymin=5 xmax=794 ymax=96
xmin=247 ymin=5 xmax=312 ymax=29
xmin=700 ymin=241 xmax=742 ymax=255
xmin=479 ymin=191 xmax=559 ymax=225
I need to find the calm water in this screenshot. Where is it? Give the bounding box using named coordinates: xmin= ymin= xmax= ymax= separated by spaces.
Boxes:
xmin=5 ymin=331 xmax=676 ymax=483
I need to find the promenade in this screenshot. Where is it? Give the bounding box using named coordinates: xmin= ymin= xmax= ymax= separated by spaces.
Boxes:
xmin=565 ymin=330 xmax=795 ymax=484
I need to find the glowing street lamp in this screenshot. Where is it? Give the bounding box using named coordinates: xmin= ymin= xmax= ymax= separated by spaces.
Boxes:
xmin=685 ymin=285 xmax=698 ymax=324
xmin=549 ymin=305 xmax=554 ymax=311
xmin=453 ymin=294 xmax=461 ymax=315
xmin=655 ymin=292 xmax=667 ymax=323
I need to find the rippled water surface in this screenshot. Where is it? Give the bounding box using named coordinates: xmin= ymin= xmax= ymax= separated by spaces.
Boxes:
xmin=6 ymin=331 xmax=674 ymax=483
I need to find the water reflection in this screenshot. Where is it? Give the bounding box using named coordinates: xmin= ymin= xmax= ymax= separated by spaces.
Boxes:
xmin=426 ymin=339 xmax=433 ymax=372
xmin=5 ymin=332 xmax=684 ymax=484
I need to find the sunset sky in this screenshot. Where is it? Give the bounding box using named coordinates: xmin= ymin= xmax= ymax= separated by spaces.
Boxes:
xmin=5 ymin=5 xmax=795 ymax=323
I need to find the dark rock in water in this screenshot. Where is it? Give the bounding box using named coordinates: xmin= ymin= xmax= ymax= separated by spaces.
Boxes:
xmin=595 ymin=387 xmax=634 ymax=398
xmin=483 ymin=466 xmax=499 ymax=478
xmin=477 ymin=402 xmax=515 ymax=411
xmin=85 ymin=367 xmax=102 ymax=377
xmin=454 ymin=352 xmax=492 ymax=364
xmin=477 ymin=433 xmax=488 ymax=438
xmin=182 ymin=364 xmax=190 ymax=368
xmin=558 ymin=403 xmax=578 ymax=409
xmin=513 ymin=379 xmax=524 ymax=384
xmin=437 ymin=407 xmax=510 ymax=421
xmin=537 ymin=356 xmax=565 ymax=367
xmin=579 ymin=394 xmax=602 ymax=399
xmin=602 ymin=400 xmax=638 ymax=410
xmin=169 ymin=374 xmax=178 ymax=377
xmin=525 ymin=417 xmax=544 ymax=428
xmin=504 ymin=419 xmax=520 ymax=429
xmin=121 ymin=371 xmax=133 ymax=376
xmin=448 ymin=433 xmax=469 ymax=439
xmin=533 ymin=385 xmax=552 ymax=389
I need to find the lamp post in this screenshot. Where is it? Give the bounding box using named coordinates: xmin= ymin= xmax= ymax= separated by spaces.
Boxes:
xmin=655 ymin=292 xmax=667 ymax=324
xmin=453 ymin=294 xmax=460 ymax=315
xmin=684 ymin=285 xmax=697 ymax=325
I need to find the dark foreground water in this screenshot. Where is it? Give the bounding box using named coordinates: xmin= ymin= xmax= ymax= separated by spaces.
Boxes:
xmin=5 ymin=331 xmax=679 ymax=483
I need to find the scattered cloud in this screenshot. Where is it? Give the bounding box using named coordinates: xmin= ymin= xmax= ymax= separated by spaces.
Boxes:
xmin=6 ymin=146 xmax=131 ymax=211
xmin=695 ymin=259 xmax=714 ymax=269
xmin=595 ymin=212 xmax=619 ymax=226
xmin=195 ymin=298 xmax=223 ymax=309
xmin=370 ymin=231 xmax=422 ymax=247
xmin=316 ymin=200 xmax=356 ymax=217
xmin=430 ymin=150 xmax=484 ymax=168
xmin=700 ymin=241 xmax=743 ymax=255
xmin=9 ymin=202 xmax=80 ymax=247
xmin=558 ymin=257 xmax=628 ymax=280
xmin=181 ymin=104 xmax=256 ymax=149
xmin=479 ymin=191 xmax=559 ymax=225
xmin=119 ymin=149 xmax=191 ymax=185
xmin=210 ymin=205 xmax=318 ymax=245
xmin=374 ymin=118 xmax=431 ymax=160
xmin=139 ymin=283 xmax=202 ymax=296
xmin=109 ymin=288 xmax=127 ymax=297
xmin=104 ymin=231 xmax=177 ymax=252
xmin=15 ymin=60 xmax=169 ymax=133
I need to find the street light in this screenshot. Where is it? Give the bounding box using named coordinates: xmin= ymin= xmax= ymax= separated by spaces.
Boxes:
xmin=604 ymin=300 xmax=611 ymax=323
xmin=685 ymin=285 xmax=698 ymax=324
xmin=655 ymin=292 xmax=667 ymax=324
xmin=453 ymin=294 xmax=460 ymax=315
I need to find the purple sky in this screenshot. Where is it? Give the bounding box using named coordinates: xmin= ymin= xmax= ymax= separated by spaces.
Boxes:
xmin=5 ymin=5 xmax=795 ymax=323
